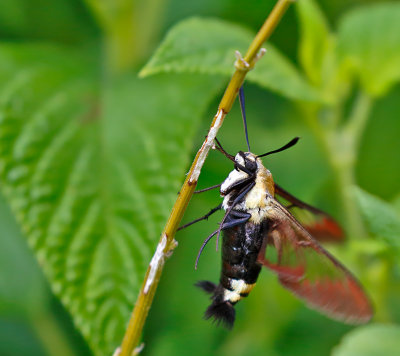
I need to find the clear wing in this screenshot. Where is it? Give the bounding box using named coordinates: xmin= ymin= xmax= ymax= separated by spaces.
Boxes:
xmin=258 ymin=199 xmax=373 ymax=324
xmin=275 ymin=184 xmax=344 ymax=242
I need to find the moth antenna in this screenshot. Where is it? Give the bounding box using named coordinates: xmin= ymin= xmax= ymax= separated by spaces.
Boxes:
xmin=239 ymin=86 xmax=251 ymax=152
xmin=257 ymin=137 xmax=300 ymax=158
xmin=214 ymin=138 xmax=235 ymax=162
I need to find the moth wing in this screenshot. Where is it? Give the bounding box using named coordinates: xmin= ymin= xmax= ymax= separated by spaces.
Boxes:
xmin=259 ymin=199 xmax=373 ymax=324
xmin=275 ymin=184 xmax=344 ymax=242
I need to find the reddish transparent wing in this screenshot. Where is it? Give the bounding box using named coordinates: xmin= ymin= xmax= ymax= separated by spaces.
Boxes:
xmin=259 ymin=199 xmax=373 ymax=324
xmin=275 ymin=184 xmax=344 ymax=242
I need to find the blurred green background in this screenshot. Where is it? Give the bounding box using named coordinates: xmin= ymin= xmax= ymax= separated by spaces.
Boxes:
xmin=1 ymin=0 xmax=400 ymax=355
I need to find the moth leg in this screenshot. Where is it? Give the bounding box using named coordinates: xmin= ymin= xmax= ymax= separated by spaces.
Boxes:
xmin=221 ymin=210 xmax=251 ymax=229
xmin=223 ymin=175 xmax=255 ymax=195
xmin=195 ymin=230 xmax=219 ymax=269
xmin=194 ymin=183 xmax=221 ymax=194
xmin=178 ymin=203 xmax=222 ymax=231
xmin=216 ymin=181 xmax=256 ymax=249
xmin=195 ymin=210 xmax=250 ymax=269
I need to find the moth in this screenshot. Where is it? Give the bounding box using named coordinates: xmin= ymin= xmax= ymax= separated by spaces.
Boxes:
xmin=180 ymin=88 xmax=372 ymax=328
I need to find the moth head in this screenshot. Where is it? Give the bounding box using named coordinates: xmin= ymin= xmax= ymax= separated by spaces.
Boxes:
xmin=235 ymin=151 xmax=259 ymax=173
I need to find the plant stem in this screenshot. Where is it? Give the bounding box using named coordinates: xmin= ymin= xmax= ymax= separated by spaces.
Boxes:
xmin=332 ymin=91 xmax=372 ymax=237
xmin=300 ymin=91 xmax=372 ymax=238
xmin=118 ymin=1 xmax=294 ymax=355
xmin=132 ymin=0 xmax=166 ymax=66
xmin=344 ymin=90 xmax=372 ymax=153
xmin=85 ymin=0 xmax=166 ymax=73
xmin=332 ymin=160 xmax=365 ymax=237
xmin=31 ymin=310 xmax=77 ymax=356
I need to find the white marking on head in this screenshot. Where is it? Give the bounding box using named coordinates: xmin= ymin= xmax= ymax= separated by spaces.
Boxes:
xmin=220 ymin=152 xmax=259 ymax=195
xmin=220 ymin=169 xmax=248 ymax=195
xmin=235 ymin=153 xmax=245 ymax=166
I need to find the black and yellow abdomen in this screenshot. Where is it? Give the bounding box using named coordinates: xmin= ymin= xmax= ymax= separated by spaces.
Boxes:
xmin=196 ymin=218 xmax=269 ymax=328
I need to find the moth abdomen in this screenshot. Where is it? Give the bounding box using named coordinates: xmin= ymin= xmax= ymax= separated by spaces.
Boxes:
xmin=195 ymin=281 xmax=236 ymax=328
xmin=204 ymin=299 xmax=235 ymax=329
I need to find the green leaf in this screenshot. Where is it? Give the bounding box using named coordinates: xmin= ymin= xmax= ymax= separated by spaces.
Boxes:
xmin=295 ymin=0 xmax=332 ymax=85
xmin=0 ymin=43 xmax=223 ymax=355
xmin=337 ymin=3 xmax=400 ymax=97
xmin=353 ymin=186 xmax=400 ymax=250
xmin=333 ymin=323 xmax=400 ymax=356
xmin=0 ymin=0 xmax=97 ymax=44
xmin=0 ymin=191 xmax=48 ymax=316
xmin=393 ymin=194 xmax=400 ymax=215
xmin=140 ymin=17 xmax=321 ymax=102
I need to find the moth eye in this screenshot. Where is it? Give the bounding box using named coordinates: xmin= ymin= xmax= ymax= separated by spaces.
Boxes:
xmin=245 ymin=160 xmax=257 ymax=172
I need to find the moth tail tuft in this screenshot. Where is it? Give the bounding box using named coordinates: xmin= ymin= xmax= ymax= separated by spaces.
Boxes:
xmin=196 ymin=281 xmax=236 ymax=328
xmin=204 ymin=301 xmax=235 ymax=329
xmin=195 ymin=280 xmax=217 ymax=294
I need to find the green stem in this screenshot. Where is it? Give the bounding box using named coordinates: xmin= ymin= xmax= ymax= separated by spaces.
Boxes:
xmin=331 ymin=160 xmax=365 ymax=237
xmin=344 ymin=90 xmax=373 ymax=152
xmin=105 ymin=16 xmax=136 ymax=73
xmin=371 ymin=260 xmax=391 ymax=322
xmin=85 ymin=0 xmax=166 ymax=73
xmin=31 ymin=310 xmax=77 ymax=356
xmin=332 ymin=91 xmax=372 ymax=237
xmin=132 ymin=0 xmax=166 ymax=66
xmin=299 ymin=91 xmax=372 ymax=238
